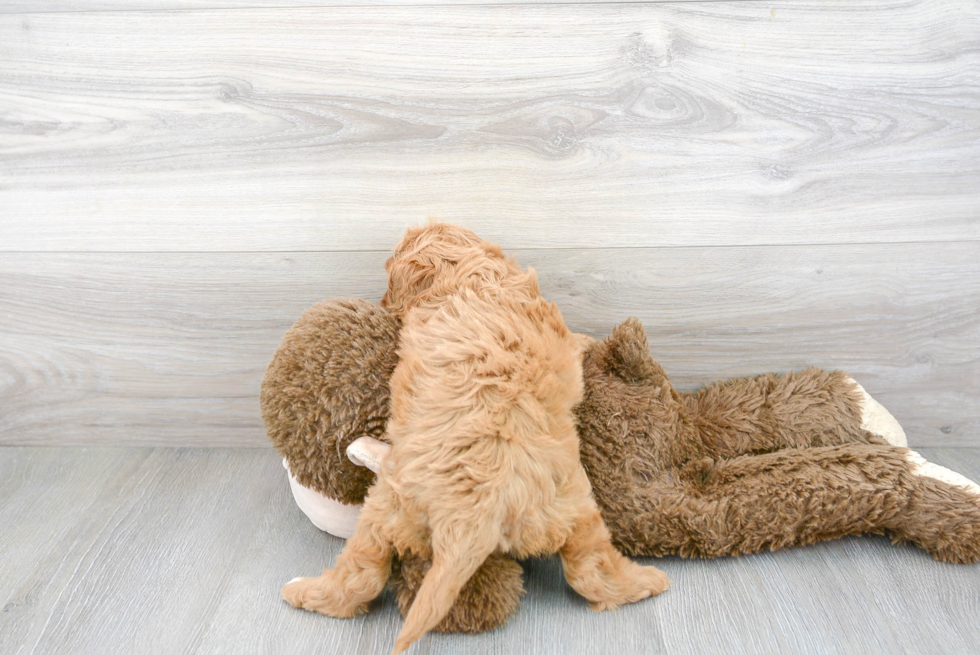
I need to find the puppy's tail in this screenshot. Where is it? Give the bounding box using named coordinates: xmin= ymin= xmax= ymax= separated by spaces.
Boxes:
xmin=391 ymin=522 xmax=498 ymax=654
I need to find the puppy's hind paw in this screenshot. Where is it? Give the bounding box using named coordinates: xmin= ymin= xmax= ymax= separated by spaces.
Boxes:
xmin=282 ymin=576 xmax=310 ymax=609
xmin=587 ymin=564 xmax=670 ymax=612
xmin=281 ymin=572 xmax=367 ymax=618
xmin=642 ymin=565 xmax=671 ymax=597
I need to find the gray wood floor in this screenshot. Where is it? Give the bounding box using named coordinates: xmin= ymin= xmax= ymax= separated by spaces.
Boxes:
xmin=2 ymin=446 xmax=979 ymax=655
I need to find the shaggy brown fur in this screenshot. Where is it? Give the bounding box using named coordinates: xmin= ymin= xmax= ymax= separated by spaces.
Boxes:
xmin=578 ymin=318 xmax=980 ymax=563
xmin=279 ymin=224 xmax=668 ymax=654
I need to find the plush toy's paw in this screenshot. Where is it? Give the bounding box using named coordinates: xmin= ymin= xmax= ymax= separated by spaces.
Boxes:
xmin=906 ymin=451 xmax=980 ymax=498
xmin=587 ymin=564 xmax=670 ymax=612
xmin=282 ymin=572 xmax=367 ymax=618
xmin=847 ymin=378 xmax=907 ymax=447
xmin=894 ymin=451 xmax=980 ymax=564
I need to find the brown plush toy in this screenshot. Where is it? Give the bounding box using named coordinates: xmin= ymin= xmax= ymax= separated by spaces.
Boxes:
xmin=262 ymin=298 xmax=980 ymax=634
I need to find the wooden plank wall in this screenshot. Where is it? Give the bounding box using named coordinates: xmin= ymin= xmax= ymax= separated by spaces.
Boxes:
xmin=1 ymin=0 xmax=978 ymax=446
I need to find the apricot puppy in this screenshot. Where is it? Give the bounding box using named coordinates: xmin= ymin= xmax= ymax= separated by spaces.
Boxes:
xmin=283 ymin=223 xmax=669 ymax=653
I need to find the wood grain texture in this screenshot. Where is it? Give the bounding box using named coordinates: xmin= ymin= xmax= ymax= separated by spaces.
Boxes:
xmin=1 ymin=242 xmax=977 ymax=447
xmin=2 ymin=0 xmax=979 ymax=251
xmin=0 ymin=0 xmax=763 ymax=14
xmin=1 ymin=446 xmax=979 ymax=654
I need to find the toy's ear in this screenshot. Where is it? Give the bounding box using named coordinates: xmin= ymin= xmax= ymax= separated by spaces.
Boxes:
xmin=602 ymin=318 xmax=663 ymax=384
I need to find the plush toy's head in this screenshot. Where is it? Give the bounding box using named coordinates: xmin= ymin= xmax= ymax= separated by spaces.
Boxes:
xmin=261 ymin=298 xmax=400 ymax=506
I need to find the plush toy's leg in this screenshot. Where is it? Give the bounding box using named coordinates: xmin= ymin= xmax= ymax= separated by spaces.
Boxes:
xmin=603 ymin=444 xmax=980 ymax=563
xmin=389 ymin=552 xmax=525 ymax=634
xmin=282 ymin=481 xmax=395 ymax=617
xmin=905 ymin=451 xmax=980 ymax=495
xmin=686 ymin=368 xmax=904 ymax=458
xmin=891 ymin=450 xmax=980 ymax=563
xmin=559 ymin=499 xmax=670 ymax=611
xmin=846 ymin=378 xmax=907 ymax=447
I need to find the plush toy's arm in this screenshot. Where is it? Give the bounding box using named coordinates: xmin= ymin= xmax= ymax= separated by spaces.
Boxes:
xmin=682 ymin=367 xmax=907 ymax=460
xmin=587 ymin=320 xmax=905 ymax=466
xmin=598 ymin=443 xmax=980 ymax=564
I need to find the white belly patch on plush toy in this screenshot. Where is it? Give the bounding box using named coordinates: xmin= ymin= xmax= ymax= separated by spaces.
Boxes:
xmin=284 ymin=436 xmax=391 ymax=539
xmin=283 ymin=458 xmax=362 ymax=538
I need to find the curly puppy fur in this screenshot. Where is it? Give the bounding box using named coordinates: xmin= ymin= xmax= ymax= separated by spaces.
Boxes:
xmin=281 ymin=224 xmax=669 ymax=654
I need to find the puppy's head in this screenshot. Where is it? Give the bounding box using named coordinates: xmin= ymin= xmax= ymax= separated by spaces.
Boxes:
xmin=381 ymin=221 xmax=504 ymax=316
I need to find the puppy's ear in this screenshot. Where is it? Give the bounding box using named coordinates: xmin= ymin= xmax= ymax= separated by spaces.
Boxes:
xmin=603 ymin=318 xmax=664 ymax=384
xmin=382 ymin=253 xmax=438 ymax=315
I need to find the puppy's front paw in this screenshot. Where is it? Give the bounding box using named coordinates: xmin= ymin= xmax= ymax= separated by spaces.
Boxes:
xmin=282 ymin=572 xmax=366 ymax=618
